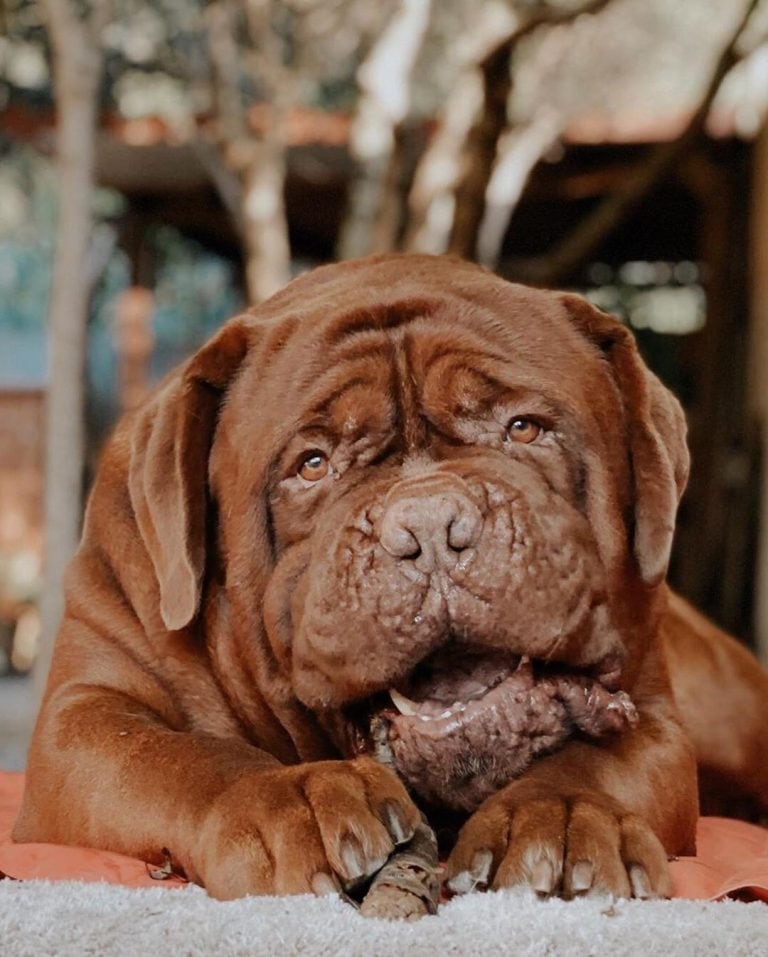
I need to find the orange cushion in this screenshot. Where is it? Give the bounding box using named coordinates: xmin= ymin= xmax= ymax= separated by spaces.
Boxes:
xmin=1 ymin=771 xmax=766 ymax=899
xmin=0 ymin=772 xmax=185 ymax=889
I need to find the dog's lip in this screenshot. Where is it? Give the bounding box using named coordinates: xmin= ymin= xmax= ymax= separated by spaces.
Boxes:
xmin=341 ymin=647 xmax=625 ymax=753
xmin=390 ymin=644 xmax=518 ymax=702
xmin=383 ymin=653 xmax=624 ymax=732
xmin=387 ymin=645 xmax=624 ymax=703
xmin=387 ymin=654 xmax=529 ymax=720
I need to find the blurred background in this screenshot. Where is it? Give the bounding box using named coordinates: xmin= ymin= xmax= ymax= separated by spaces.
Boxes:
xmin=1 ymin=0 xmax=767 ymax=769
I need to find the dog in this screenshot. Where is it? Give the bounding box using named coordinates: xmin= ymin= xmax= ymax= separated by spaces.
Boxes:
xmin=15 ymin=254 xmax=768 ymax=901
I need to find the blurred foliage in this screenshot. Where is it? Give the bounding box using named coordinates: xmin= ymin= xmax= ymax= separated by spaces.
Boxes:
xmin=0 ymin=146 xmax=55 ymax=385
xmin=149 ymin=223 xmax=243 ymax=363
xmin=0 ymin=0 xmax=49 ymax=111
xmin=3 ymin=1 xmax=768 ymax=133
xmin=0 ymin=0 xmax=403 ymax=119
xmin=0 ymin=143 xmax=243 ymax=396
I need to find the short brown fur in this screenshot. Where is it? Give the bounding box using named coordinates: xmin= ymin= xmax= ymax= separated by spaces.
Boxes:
xmin=15 ymin=255 xmax=768 ymax=901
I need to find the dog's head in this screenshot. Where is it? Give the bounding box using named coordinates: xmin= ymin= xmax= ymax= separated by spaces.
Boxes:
xmin=129 ymin=255 xmax=688 ymax=809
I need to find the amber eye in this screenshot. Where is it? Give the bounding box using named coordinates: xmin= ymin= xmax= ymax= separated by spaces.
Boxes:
xmin=507 ymin=418 xmax=541 ymax=444
xmin=298 ymin=451 xmax=330 ymax=482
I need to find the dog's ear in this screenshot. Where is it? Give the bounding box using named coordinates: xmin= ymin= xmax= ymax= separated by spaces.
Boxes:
xmin=128 ymin=317 xmax=252 ymax=631
xmin=559 ymin=293 xmax=689 ymax=586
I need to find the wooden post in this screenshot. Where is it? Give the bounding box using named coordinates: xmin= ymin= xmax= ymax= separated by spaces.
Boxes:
xmin=748 ymin=123 xmax=768 ymax=663
xmin=114 ymin=287 xmax=155 ymax=412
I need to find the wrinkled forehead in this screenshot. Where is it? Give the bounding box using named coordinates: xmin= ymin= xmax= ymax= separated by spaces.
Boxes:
xmin=242 ymin=288 xmax=613 ymax=428
xmin=219 ymin=283 xmax=616 ymax=474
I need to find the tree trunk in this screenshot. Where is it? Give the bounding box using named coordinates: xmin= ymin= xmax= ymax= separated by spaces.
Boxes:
xmin=337 ymin=0 xmax=432 ymax=260
xmin=503 ymin=0 xmax=759 ymax=287
xmin=476 ymin=108 xmax=561 ymax=266
xmin=205 ymin=0 xmax=292 ymax=303
xmin=336 ymin=100 xmax=398 ymax=260
xmin=403 ymin=3 xmax=514 ymax=254
xmin=446 ymin=40 xmax=514 ymax=259
xmin=404 ymin=0 xmax=610 ymax=257
xmin=241 ymin=140 xmax=292 ymax=302
xmin=369 ymin=124 xmax=410 ymax=254
xmin=36 ymin=1 xmax=106 ymax=697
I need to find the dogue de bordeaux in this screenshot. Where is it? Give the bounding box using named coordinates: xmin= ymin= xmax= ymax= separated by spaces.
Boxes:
xmin=15 ymin=254 xmax=768 ymax=901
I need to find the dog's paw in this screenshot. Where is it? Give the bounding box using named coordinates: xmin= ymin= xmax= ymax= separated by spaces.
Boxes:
xmin=193 ymin=757 xmax=421 ymax=899
xmin=445 ymin=786 xmax=671 ymax=899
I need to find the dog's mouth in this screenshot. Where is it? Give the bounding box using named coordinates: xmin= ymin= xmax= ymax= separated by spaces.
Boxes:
xmin=345 ymin=645 xmax=636 ymax=812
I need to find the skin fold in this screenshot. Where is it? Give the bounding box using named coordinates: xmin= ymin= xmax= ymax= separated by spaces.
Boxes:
xmin=14 ymin=254 xmax=768 ymax=902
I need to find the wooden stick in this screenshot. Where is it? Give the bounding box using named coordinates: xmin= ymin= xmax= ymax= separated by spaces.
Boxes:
xmin=359 ymin=820 xmax=441 ymax=921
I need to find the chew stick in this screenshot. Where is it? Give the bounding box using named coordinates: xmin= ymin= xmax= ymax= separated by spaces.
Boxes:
xmin=359 ymin=820 xmax=440 ymax=920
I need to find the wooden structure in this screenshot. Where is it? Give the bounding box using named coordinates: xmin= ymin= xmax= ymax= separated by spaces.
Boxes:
xmin=0 ymin=105 xmax=765 ymax=651
xmin=748 ymin=127 xmax=768 ymax=662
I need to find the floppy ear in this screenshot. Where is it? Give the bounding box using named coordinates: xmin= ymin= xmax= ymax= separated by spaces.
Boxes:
xmin=559 ymin=293 xmax=690 ymax=586
xmin=128 ymin=318 xmax=252 ymax=631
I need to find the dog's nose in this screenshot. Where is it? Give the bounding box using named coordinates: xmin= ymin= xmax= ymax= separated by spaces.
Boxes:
xmin=379 ymin=491 xmax=482 ymax=565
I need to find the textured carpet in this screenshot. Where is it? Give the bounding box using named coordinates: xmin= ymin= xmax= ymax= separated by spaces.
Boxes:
xmin=1 ymin=879 xmax=767 ymax=957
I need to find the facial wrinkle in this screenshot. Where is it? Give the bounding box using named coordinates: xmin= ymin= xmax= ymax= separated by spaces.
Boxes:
xmin=392 ymin=333 xmax=427 ymax=453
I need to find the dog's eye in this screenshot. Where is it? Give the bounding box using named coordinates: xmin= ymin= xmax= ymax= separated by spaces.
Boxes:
xmin=507 ymin=418 xmax=541 ymax=444
xmin=298 ymin=451 xmax=330 ymax=482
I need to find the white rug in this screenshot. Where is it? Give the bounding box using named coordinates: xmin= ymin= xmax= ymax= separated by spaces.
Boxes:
xmin=0 ymin=880 xmax=766 ymax=957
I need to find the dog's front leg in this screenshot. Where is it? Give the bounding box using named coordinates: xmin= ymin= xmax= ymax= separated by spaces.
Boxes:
xmin=15 ymin=683 xmax=421 ymax=900
xmin=444 ymin=704 xmax=698 ymax=899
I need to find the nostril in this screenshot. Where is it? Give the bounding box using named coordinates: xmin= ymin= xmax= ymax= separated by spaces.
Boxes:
xmin=447 ymin=519 xmax=467 ymax=552
xmin=400 ymin=532 xmax=422 ymax=561
xmin=381 ymin=522 xmax=422 ymax=560
xmin=447 ymin=513 xmax=480 ymax=552
xmin=380 ymin=491 xmax=481 ymax=562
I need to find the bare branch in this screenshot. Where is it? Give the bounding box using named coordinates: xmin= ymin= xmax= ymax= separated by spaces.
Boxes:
xmin=476 ymin=108 xmax=562 ymax=266
xmin=201 ymin=0 xmax=293 ymax=302
xmin=405 ymin=0 xmax=613 ymax=254
xmin=504 ymin=0 xmax=761 ymax=286
xmin=447 ymin=0 xmax=614 ymax=258
xmin=479 ymin=0 xmax=617 ymax=73
xmin=206 ymin=0 xmax=249 ymax=151
xmin=338 ymin=0 xmax=434 ymax=259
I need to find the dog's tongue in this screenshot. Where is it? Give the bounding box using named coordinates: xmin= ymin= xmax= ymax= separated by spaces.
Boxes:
xmin=373 ymin=648 xmax=637 ymax=812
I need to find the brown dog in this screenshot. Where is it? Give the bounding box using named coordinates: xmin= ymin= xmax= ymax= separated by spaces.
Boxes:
xmin=15 ymin=255 xmax=768 ymax=901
